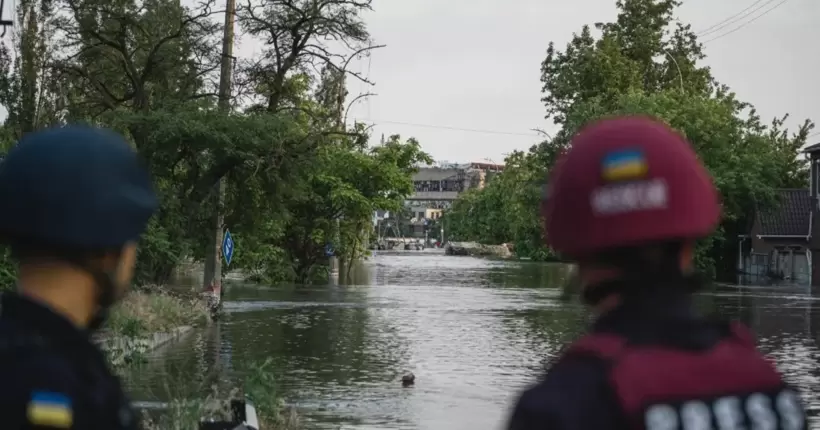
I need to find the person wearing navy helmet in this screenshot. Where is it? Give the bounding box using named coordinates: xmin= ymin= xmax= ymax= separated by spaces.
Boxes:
xmin=0 ymin=125 xmax=158 ymax=430
xmin=507 ymin=116 xmax=806 ymax=430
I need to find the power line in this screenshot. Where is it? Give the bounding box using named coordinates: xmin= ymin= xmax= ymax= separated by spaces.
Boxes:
xmin=356 ymin=118 xmax=819 ymax=140
xmin=696 ymin=0 xmax=773 ymax=37
xmin=701 ymin=0 xmax=791 ymax=44
xmin=353 ymin=118 xmax=542 ymax=137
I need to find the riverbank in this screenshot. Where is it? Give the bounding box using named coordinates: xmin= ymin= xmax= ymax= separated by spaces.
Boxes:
xmin=99 ymin=289 xmax=211 ymax=365
xmin=139 ymin=359 xmax=302 ymax=430
xmin=445 ymin=241 xmax=512 ymax=257
xmin=139 ymin=397 xmax=300 ymax=430
xmin=105 ymin=289 xmax=304 ymax=428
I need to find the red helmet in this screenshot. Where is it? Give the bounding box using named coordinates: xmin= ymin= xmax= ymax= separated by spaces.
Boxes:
xmin=543 ymin=116 xmax=720 ymax=258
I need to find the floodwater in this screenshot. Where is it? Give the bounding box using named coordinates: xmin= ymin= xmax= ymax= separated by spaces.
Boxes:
xmin=122 ymin=252 xmax=820 ymax=429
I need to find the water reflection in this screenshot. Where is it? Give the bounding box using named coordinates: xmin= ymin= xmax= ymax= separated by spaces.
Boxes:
xmin=124 ymin=254 xmax=820 ymax=429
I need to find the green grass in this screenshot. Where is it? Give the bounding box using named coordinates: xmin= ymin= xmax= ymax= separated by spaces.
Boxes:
xmin=107 ymin=289 xmax=211 ymax=338
xmin=244 ymin=359 xmax=302 ymax=430
xmin=139 ymin=359 xmax=301 ymax=430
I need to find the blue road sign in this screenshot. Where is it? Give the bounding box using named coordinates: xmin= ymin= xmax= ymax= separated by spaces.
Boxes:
xmin=222 ymin=229 xmax=235 ymax=266
xmin=325 ymin=243 xmax=334 ymax=257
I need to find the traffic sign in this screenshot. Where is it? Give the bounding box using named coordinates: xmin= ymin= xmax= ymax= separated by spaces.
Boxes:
xmin=222 ymin=229 xmax=235 ymax=266
xmin=325 ymin=243 xmax=334 ymax=257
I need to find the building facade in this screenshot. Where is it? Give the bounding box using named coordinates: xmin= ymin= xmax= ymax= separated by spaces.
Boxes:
xmin=407 ymin=161 xmax=503 ymax=206
xmin=378 ymin=161 xmax=505 ymax=240
xmin=739 ymin=188 xmax=812 ymax=285
xmin=737 ymin=143 xmax=820 ymax=286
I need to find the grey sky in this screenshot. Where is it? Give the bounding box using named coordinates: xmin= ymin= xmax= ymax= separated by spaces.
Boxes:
xmin=334 ymin=0 xmax=819 ymax=164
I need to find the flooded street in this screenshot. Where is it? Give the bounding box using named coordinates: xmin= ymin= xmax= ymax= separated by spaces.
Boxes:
xmin=123 ymin=252 xmax=820 ymax=429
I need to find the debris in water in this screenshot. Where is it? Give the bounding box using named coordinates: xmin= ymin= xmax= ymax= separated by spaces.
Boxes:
xmin=401 ymin=372 xmax=415 ymax=387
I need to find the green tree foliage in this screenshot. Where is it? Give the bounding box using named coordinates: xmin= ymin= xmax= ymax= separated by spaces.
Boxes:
xmin=0 ymin=0 xmax=431 ymax=289
xmin=445 ymin=151 xmax=553 ymax=261
xmin=445 ymin=0 xmax=814 ymax=277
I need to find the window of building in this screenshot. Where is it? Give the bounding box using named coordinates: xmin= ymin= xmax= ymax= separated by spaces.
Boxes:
xmin=442 ymin=179 xmax=461 ymax=192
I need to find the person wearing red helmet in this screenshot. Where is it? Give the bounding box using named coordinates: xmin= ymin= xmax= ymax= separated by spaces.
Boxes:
xmin=506 ymin=116 xmax=807 ymax=430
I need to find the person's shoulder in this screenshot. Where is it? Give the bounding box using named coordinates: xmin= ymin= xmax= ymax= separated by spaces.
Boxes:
xmin=0 ymin=327 xmax=78 ymax=378
xmin=0 ymin=348 xmax=85 ymax=428
xmin=520 ymin=354 xmax=610 ymax=407
xmin=507 ymin=354 xmax=621 ymax=430
xmin=0 ymin=339 xmax=83 ymax=392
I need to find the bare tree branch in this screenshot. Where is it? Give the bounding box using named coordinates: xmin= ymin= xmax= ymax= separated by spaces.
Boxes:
xmin=343 ymin=91 xmax=373 ymax=125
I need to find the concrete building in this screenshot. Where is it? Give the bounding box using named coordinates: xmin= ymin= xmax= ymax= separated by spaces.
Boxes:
xmin=365 ymin=161 xmax=505 ymax=240
xmin=407 ymin=161 xmax=504 ymax=205
xmin=388 ymin=161 xmax=503 ymax=240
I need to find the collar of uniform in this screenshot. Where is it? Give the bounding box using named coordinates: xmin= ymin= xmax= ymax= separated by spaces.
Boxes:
xmin=0 ymin=292 xmax=91 ymax=345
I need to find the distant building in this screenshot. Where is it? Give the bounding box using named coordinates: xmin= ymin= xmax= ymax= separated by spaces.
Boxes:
xmin=407 ymin=207 xmax=443 ymax=222
xmin=408 ymin=161 xmax=504 ymax=205
xmin=383 ymin=160 xmax=504 ymax=239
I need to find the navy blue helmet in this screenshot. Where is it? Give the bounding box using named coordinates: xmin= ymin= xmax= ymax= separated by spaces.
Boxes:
xmin=0 ymin=126 xmax=158 ymax=250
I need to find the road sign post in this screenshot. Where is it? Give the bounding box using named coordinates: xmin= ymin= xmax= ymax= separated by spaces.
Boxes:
xmin=222 ymin=229 xmax=235 ymax=266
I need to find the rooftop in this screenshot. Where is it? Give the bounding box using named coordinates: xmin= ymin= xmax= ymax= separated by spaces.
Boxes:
xmin=802 ymin=142 xmax=820 ymax=154
xmin=412 ymin=167 xmax=463 ymax=181
xmin=756 ymin=188 xmax=812 ymax=236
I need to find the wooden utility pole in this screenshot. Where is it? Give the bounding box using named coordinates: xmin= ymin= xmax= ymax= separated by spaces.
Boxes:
xmin=203 ymin=0 xmax=236 ymax=291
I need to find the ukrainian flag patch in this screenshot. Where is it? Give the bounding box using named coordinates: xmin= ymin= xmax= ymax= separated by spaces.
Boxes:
xmin=26 ymin=391 xmax=73 ymax=428
xmin=601 ymin=149 xmax=648 ymax=182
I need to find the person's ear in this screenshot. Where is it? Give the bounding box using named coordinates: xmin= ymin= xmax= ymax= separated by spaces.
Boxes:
xmin=104 ymin=242 xmax=138 ymax=296
xmin=679 ymin=241 xmax=696 ymax=273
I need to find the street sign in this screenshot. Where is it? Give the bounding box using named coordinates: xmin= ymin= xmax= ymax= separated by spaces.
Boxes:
xmin=222 ymin=229 xmax=235 ymax=266
xmin=325 ymin=243 xmax=334 ymax=257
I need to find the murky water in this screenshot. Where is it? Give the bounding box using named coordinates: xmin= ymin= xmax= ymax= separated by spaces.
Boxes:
xmin=122 ymin=252 xmax=820 ymax=429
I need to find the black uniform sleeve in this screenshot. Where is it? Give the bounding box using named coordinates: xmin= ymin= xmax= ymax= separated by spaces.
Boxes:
xmin=0 ymin=355 xmax=88 ymax=429
xmin=506 ymin=356 xmax=626 ymax=430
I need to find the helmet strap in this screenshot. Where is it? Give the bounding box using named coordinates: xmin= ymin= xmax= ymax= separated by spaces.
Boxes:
xmin=86 ymin=270 xmax=118 ymax=332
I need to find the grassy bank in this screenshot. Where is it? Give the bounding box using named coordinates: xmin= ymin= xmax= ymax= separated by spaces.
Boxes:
xmin=100 ymin=289 xmax=212 ymax=366
xmin=106 ymin=289 xmax=211 ymax=338
xmin=106 ymin=293 xmax=302 ymax=429
xmin=141 ymin=359 xmax=302 ymax=430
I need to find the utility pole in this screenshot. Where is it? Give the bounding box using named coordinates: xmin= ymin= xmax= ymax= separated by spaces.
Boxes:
xmin=203 ymin=0 xmax=236 ymax=292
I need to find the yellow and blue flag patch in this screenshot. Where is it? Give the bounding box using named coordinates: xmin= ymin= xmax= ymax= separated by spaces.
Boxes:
xmin=601 ymin=149 xmax=648 ymax=182
xmin=26 ymin=391 xmax=73 ymax=428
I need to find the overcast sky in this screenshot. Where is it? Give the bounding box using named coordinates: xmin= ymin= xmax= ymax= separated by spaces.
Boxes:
xmin=331 ymin=0 xmax=818 ymax=164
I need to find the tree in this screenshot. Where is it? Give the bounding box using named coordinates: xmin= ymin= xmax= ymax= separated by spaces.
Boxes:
xmin=0 ymin=0 xmax=429 ymax=290
xmin=50 ymin=0 xmax=220 ymax=119
xmin=237 ymin=0 xmax=381 ymax=113
xmin=540 ymin=0 xmax=711 ymax=127
xmin=446 ymin=0 xmax=814 ymax=277
xmin=279 ymin=132 xmax=430 ymax=282
xmin=444 ymin=149 xmax=554 ymax=261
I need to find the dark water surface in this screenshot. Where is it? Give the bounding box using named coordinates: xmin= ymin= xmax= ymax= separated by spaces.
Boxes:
xmin=122 ymin=252 xmax=820 ymax=429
